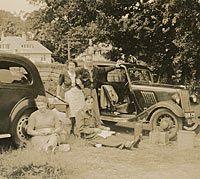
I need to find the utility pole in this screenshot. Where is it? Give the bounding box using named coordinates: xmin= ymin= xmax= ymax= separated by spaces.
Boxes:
xmin=67 ymin=38 xmax=71 ymax=61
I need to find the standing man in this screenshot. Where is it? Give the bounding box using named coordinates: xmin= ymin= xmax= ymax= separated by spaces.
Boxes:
xmin=76 ymin=55 xmax=122 ymax=122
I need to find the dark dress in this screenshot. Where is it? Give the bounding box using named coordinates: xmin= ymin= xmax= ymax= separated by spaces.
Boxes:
xmin=76 ymin=66 xmax=115 ymax=120
xmin=76 ymin=107 xmax=136 ymax=149
xmin=58 ymin=70 xmax=76 ymax=93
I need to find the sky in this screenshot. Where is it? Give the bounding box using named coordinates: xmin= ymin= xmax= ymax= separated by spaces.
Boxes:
xmin=0 ymin=0 xmax=40 ymax=15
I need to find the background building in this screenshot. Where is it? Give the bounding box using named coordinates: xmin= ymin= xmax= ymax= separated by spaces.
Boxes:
xmin=0 ymin=32 xmax=52 ymax=63
xmin=75 ymin=41 xmax=112 ymax=63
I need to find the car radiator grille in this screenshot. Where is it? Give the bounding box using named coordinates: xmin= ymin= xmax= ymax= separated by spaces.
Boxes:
xmin=141 ymin=91 xmax=157 ymax=105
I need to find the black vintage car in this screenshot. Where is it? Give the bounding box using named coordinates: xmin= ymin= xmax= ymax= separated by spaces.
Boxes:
xmin=0 ymin=53 xmax=45 ymax=146
xmin=93 ymin=61 xmax=200 ymax=139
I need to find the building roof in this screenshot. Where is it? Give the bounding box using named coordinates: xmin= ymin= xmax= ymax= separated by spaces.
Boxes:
xmin=74 ymin=42 xmax=112 ymax=62
xmin=18 ymin=41 xmax=52 ymax=54
xmin=75 ymin=52 xmax=107 ymax=61
xmin=0 ymin=36 xmax=52 ymax=54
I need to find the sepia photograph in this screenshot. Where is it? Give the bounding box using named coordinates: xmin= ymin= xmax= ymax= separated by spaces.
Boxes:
xmin=0 ymin=0 xmax=200 ymax=178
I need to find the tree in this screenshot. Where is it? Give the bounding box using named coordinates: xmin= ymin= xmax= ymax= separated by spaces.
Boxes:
xmin=25 ymin=0 xmax=102 ymax=63
xmin=0 ymin=10 xmax=25 ymax=36
xmin=26 ymin=0 xmax=200 ymax=86
xmin=100 ymin=0 xmax=200 ymax=84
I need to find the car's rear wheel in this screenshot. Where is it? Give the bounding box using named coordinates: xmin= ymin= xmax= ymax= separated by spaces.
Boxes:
xmin=151 ymin=109 xmax=183 ymax=140
xmin=11 ymin=109 xmax=35 ymax=147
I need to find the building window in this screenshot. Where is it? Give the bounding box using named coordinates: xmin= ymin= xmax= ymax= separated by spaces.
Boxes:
xmin=41 ymin=55 xmax=46 ymax=62
xmin=0 ymin=44 xmax=10 ymax=49
xmin=21 ymin=44 xmax=34 ymax=48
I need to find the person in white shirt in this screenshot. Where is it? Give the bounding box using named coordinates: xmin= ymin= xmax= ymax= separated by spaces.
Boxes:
xmin=57 ymin=60 xmax=85 ymax=134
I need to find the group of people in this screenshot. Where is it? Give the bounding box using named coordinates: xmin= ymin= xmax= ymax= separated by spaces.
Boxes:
xmin=27 ymin=56 xmax=141 ymax=153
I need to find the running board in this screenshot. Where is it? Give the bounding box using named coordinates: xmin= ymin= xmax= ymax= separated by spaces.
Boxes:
xmin=115 ymin=121 xmax=152 ymax=130
xmin=100 ymin=115 xmax=152 ymax=130
xmin=100 ymin=115 xmax=131 ymax=122
xmin=0 ymin=134 xmax=11 ymax=139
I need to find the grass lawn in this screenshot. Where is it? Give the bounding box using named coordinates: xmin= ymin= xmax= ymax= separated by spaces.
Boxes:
xmin=1 ymin=130 xmax=200 ymax=179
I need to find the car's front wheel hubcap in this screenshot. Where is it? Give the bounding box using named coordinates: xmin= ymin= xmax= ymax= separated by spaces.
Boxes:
xmin=17 ymin=115 xmax=29 ymax=142
xmin=160 ymin=117 xmax=173 ymax=130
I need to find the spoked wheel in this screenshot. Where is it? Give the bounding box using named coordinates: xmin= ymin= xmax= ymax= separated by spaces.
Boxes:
xmin=16 ymin=114 xmax=30 ymax=142
xmin=11 ymin=109 xmax=34 ymax=147
xmin=151 ymin=109 xmax=182 ymax=140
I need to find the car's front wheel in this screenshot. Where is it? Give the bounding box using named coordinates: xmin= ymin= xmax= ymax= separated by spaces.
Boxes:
xmin=151 ymin=108 xmax=183 ymax=140
xmin=11 ymin=109 xmax=35 ymax=147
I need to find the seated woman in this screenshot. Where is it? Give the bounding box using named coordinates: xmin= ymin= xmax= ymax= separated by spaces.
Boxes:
xmin=75 ymin=95 xmax=141 ymax=150
xmin=27 ymin=95 xmax=62 ymax=153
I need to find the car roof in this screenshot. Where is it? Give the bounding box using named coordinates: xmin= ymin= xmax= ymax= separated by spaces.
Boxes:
xmin=95 ymin=61 xmax=150 ymax=70
xmin=0 ymin=53 xmax=36 ymax=70
xmin=77 ymin=59 xmax=150 ymax=70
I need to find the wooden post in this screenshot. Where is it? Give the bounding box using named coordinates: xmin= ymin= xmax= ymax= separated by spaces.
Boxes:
xmin=134 ymin=122 xmax=143 ymax=139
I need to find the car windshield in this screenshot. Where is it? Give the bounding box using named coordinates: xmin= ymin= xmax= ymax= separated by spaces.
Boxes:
xmin=128 ymin=68 xmax=152 ymax=82
xmin=107 ymin=68 xmax=127 ymax=82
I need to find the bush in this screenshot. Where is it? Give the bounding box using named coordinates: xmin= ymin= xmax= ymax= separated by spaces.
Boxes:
xmin=7 ymin=163 xmax=63 ymax=179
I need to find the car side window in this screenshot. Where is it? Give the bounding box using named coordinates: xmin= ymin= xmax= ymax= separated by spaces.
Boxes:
xmin=128 ymin=68 xmax=151 ymax=82
xmin=0 ymin=62 xmax=32 ymax=85
xmin=107 ymin=68 xmax=127 ymax=82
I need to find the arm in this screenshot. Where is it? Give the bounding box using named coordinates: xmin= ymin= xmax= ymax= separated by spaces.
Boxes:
xmin=93 ymin=110 xmax=110 ymax=131
xmin=76 ymin=67 xmax=83 ymax=80
xmin=97 ymin=66 xmax=116 ymax=74
xmin=97 ymin=60 xmax=123 ymax=74
xmin=56 ymin=85 xmax=62 ymax=98
xmin=57 ymin=74 xmax=64 ymax=98
xmin=27 ymin=114 xmax=44 ymax=136
xmin=99 ymin=125 xmax=110 ymax=131
xmin=27 ymin=130 xmax=43 ymax=136
xmin=52 ymin=112 xmax=62 ymax=134
xmin=96 ymin=117 xmax=110 ymax=131
xmin=76 ymin=78 xmax=84 ymax=89
xmin=76 ymin=111 xmax=100 ymax=135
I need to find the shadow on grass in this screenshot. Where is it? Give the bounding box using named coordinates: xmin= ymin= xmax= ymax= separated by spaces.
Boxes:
xmin=0 ymin=138 xmax=15 ymax=154
xmin=103 ymin=121 xmax=150 ymax=136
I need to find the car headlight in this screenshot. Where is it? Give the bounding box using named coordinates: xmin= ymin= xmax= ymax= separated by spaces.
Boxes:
xmin=171 ymin=93 xmax=181 ymax=104
xmin=190 ymin=94 xmax=198 ymax=103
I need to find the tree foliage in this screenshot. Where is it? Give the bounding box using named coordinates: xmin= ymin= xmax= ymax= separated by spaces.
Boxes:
xmin=23 ymin=0 xmax=200 ymax=85
xmin=0 ymin=10 xmax=25 ymax=36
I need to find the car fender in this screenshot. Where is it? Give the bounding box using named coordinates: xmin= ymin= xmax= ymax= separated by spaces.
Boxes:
xmin=147 ymin=100 xmax=184 ymax=119
xmin=9 ymin=97 xmax=36 ymax=123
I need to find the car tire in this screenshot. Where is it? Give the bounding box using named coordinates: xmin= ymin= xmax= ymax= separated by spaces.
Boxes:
xmin=194 ymin=125 xmax=200 ymax=134
xmin=11 ymin=108 xmax=35 ymax=147
xmin=151 ymin=108 xmax=183 ymax=140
